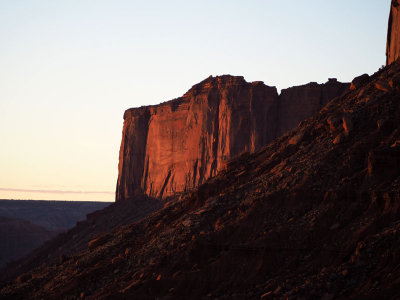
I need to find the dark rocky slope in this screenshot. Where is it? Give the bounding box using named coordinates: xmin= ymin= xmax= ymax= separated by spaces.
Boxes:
xmin=117 ymin=76 xmax=348 ymax=201
xmin=2 ymin=59 xmax=400 ymax=299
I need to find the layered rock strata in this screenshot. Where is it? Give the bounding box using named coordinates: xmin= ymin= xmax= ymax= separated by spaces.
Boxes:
xmin=116 ymin=75 xmax=349 ymax=200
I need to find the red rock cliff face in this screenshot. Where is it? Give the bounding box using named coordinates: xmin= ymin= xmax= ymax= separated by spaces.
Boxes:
xmin=117 ymin=76 xmax=279 ymax=200
xmin=387 ymin=0 xmax=400 ymax=65
xmin=116 ymin=76 xmax=348 ymax=201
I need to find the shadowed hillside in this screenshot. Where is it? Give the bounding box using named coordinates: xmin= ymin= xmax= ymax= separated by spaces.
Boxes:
xmin=0 ymin=195 xmax=162 ymax=283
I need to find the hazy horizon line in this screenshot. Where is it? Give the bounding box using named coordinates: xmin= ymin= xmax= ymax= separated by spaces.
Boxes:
xmin=0 ymin=187 xmax=115 ymax=195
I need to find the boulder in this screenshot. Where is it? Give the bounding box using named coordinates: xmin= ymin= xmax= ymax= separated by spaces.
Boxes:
xmin=350 ymin=74 xmax=369 ymax=90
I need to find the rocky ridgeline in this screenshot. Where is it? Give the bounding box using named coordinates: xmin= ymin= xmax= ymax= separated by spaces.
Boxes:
xmin=117 ymin=76 xmax=348 ymax=200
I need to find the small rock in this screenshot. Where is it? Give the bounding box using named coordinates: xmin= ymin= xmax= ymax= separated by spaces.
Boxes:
xmin=88 ymin=234 xmax=111 ymax=250
xmin=182 ymin=219 xmax=192 ymax=227
xmin=260 ymin=291 xmax=272 ymax=299
xmin=194 ymin=208 xmax=208 ymax=215
xmin=342 ymin=114 xmax=353 ymax=135
xmin=273 ymin=285 xmax=282 ymax=294
xmin=377 ymin=119 xmax=386 ymax=130
xmin=327 ymin=116 xmax=341 ymax=131
xmin=375 ymin=81 xmax=392 ymax=92
xmin=112 ymin=257 xmax=122 ymax=265
xmin=289 ymin=132 xmax=304 ymax=145
xmin=391 ymin=140 xmax=400 ymax=148
xmin=16 ymin=273 xmax=32 ymax=283
xmin=333 ymin=133 xmax=345 ymax=144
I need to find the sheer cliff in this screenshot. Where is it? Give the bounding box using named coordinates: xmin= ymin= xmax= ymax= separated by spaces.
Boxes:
xmin=116 ymin=76 xmax=348 ymax=200
xmin=387 ymin=0 xmax=400 ymax=65
xmin=116 ymin=76 xmax=279 ymax=200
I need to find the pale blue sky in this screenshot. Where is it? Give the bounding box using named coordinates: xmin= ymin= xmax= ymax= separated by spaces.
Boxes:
xmin=0 ymin=1 xmax=390 ymax=201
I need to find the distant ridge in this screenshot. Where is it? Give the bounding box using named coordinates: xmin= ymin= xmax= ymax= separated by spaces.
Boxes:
xmin=0 ymin=200 xmax=111 ymax=231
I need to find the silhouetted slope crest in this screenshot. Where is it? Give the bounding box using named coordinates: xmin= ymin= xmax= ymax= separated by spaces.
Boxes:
xmin=2 ymin=59 xmax=400 ymax=299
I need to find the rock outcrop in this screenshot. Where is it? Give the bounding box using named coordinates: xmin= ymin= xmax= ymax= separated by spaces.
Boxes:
xmin=387 ymin=0 xmax=400 ymax=65
xmin=116 ymin=76 xmax=348 ymax=200
xmin=277 ymin=78 xmax=349 ymax=136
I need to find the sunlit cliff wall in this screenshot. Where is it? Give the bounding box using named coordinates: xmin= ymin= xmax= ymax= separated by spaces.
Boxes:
xmin=116 ymin=75 xmax=349 ymax=201
xmin=387 ymin=0 xmax=400 ymax=65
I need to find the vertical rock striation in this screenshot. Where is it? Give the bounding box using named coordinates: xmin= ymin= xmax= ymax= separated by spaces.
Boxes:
xmin=387 ymin=0 xmax=400 ymax=65
xmin=116 ymin=75 xmax=349 ymax=201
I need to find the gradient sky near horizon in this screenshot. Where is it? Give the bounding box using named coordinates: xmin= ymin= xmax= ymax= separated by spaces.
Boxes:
xmin=0 ymin=1 xmax=390 ymax=201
